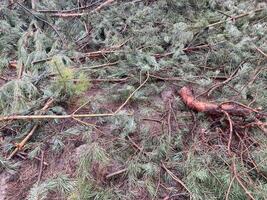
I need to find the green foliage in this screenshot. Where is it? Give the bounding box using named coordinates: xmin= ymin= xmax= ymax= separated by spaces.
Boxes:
xmin=0 ymin=78 xmax=39 ymax=114
xmin=27 ymin=175 xmax=76 ymax=200
xmin=48 ymin=55 xmax=90 ymax=98
xmin=0 ymin=0 xmax=266 ymax=199
xmin=0 ymin=156 xmax=19 ymax=174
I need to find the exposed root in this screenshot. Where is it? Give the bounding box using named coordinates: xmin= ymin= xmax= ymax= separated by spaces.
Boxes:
xmin=178 ymin=86 xmax=257 ymax=117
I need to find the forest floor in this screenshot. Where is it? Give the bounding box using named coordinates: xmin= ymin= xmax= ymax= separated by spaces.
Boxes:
xmin=0 ymin=0 xmax=267 ymax=200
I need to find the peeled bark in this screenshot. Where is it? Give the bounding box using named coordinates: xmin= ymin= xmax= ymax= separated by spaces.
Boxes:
xmin=179 ymin=86 xmax=252 ymax=116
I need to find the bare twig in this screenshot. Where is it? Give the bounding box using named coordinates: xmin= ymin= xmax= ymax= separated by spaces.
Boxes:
xmin=150 ymin=74 xmax=199 ymax=84
xmin=106 ymin=168 xmax=127 ymax=179
xmin=36 ymin=1 xmax=99 ymax=13
xmin=16 ymin=2 xmax=64 ymax=44
xmin=50 ymin=13 xmax=85 ymax=17
xmin=152 ymin=172 xmax=161 ymax=200
xmin=94 ymin=0 xmax=115 ymax=12
xmin=114 ymin=72 xmax=149 ymax=114
xmin=32 ymin=40 xmax=128 ymax=64
xmin=37 ymin=151 xmax=44 ymax=185
xmin=222 ymin=111 xmax=233 ymax=155
xmin=255 ymin=46 xmax=267 ymax=58
xmin=225 ymin=176 xmax=235 ymax=200
xmin=17 ymin=63 xmax=24 ymax=79
xmin=1 ymin=113 xmax=113 ymax=121
xmin=233 ymin=161 xmax=256 ymax=200
xmin=127 ymin=136 xmax=149 ymax=156
xmin=7 ymin=98 xmax=54 ymax=159
xmin=1 ymin=73 xmax=149 ymax=122
xmin=162 ymin=162 xmax=192 ymax=199
xmin=80 ymin=61 xmax=119 ymax=70
xmin=47 ymin=0 xmax=115 ymax=18
xmin=208 ymin=8 xmax=264 ymax=28
xmin=18 ymin=152 xmax=48 ymax=165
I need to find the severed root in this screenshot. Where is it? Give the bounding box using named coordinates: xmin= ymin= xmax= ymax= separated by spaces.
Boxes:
xmin=178 ymin=86 xmax=255 ymax=117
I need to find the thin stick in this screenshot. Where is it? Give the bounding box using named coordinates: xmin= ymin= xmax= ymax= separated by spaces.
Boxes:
xmin=1 ymin=73 xmax=149 ymax=122
xmin=219 ymin=101 xmax=260 ymax=114
xmin=225 ymin=175 xmax=235 ymax=200
xmin=89 ymin=77 xmax=128 ymax=83
xmin=72 ymin=117 xmax=97 ymax=129
xmin=255 ymin=46 xmax=267 ymax=58
xmin=1 ymin=113 xmax=114 ymax=121
xmin=72 ymin=100 xmax=91 ymax=115
xmin=36 ymin=1 xmax=99 ymax=13
xmin=50 ymin=13 xmax=85 ymax=17
xmin=106 ymin=168 xmax=127 ymax=179
xmin=127 ymin=136 xmax=149 ymax=156
xmin=208 ymin=8 xmax=264 ymax=28
xmin=17 ymin=63 xmax=24 ymax=79
xmin=114 ymin=72 xmax=149 ymax=114
xmin=222 ymin=111 xmax=233 ymax=155
xmin=7 ymin=125 xmax=39 ymax=160
xmin=18 ymin=152 xmax=48 ymax=165
xmin=80 ymin=61 xmax=119 ymax=70
xmin=16 ymin=2 xmax=64 ymax=44
xmin=7 ymin=99 xmax=54 ymax=159
xmin=37 ymin=151 xmax=44 ymax=185
xmin=152 ymin=172 xmax=161 ymax=200
xmin=233 ymin=161 xmax=256 ymax=200
xmin=150 ymin=74 xmax=199 ymax=84
xmin=162 ymin=162 xmax=192 ymax=199
xmin=94 ymin=0 xmax=115 ymax=12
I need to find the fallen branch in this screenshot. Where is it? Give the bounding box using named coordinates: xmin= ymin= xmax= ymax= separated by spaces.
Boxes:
xmin=7 ymin=98 xmax=54 ymax=159
xmin=178 ymin=86 xmax=256 ymax=117
xmin=16 ymin=2 xmax=64 ymax=44
xmin=32 ymin=40 xmax=129 ymax=64
xmin=0 ymin=73 xmax=149 ymax=122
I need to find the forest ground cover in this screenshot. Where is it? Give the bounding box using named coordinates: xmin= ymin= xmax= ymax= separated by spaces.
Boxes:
xmin=0 ymin=0 xmax=267 ymax=199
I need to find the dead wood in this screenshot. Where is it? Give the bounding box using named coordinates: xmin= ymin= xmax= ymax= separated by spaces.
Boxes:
xmin=178 ymin=86 xmax=255 ymax=117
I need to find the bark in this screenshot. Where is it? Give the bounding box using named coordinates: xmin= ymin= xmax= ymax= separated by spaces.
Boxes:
xmin=179 ymin=86 xmax=252 ymax=116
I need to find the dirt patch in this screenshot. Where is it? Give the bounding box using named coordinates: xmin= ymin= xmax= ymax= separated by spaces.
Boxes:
xmin=0 ymin=172 xmax=10 ymax=200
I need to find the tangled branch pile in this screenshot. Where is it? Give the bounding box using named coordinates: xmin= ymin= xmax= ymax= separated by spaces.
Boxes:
xmin=0 ymin=0 xmax=266 ymax=199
